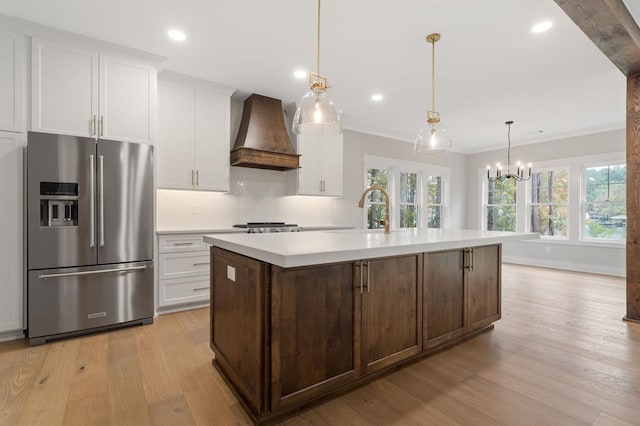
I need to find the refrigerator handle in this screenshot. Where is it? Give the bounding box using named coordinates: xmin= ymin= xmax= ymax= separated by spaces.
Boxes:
xmin=99 ymin=155 xmax=105 ymax=247
xmin=38 ymin=265 xmax=148 ymax=279
xmin=90 ymin=154 xmax=95 ymax=247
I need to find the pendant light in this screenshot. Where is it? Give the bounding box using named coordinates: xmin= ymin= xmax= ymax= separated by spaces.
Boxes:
xmin=415 ymin=33 xmax=452 ymax=152
xmin=487 ymin=121 xmax=532 ymax=182
xmin=292 ymin=0 xmax=342 ymax=135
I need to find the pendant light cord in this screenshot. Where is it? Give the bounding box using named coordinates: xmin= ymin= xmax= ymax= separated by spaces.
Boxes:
xmin=507 ymin=122 xmax=512 ymax=171
xmin=317 ymin=0 xmax=321 ymax=76
xmin=431 ymin=37 xmax=435 ymax=112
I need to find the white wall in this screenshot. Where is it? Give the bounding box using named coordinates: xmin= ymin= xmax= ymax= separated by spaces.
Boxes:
xmin=466 ymin=128 xmax=626 ymax=276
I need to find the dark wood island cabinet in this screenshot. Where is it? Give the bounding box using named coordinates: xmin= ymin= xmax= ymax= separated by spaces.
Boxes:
xmin=209 ymin=243 xmax=503 ymax=424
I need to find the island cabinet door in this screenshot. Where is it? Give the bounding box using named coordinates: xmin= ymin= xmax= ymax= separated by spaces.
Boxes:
xmin=423 ymin=249 xmax=467 ymax=350
xmin=211 ymin=248 xmax=268 ymax=416
xmin=270 ymin=262 xmax=360 ymax=412
xmin=468 ymin=244 xmax=501 ymax=331
xmin=361 ymin=254 xmax=423 ymax=375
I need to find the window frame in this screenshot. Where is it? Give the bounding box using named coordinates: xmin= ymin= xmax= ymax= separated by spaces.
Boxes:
xmin=363 ymin=155 xmax=450 ymax=230
xmin=526 ymin=166 xmax=570 ymax=240
xmin=581 ymin=161 xmax=626 ymax=244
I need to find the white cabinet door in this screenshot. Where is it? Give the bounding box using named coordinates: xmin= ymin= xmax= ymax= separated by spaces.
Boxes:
xmin=31 ymin=39 xmax=98 ymax=137
xmin=0 ymin=30 xmax=24 ymax=133
xmin=297 ymin=124 xmax=324 ymax=195
xmin=321 ymin=131 xmax=343 ymax=197
xmin=194 ymin=88 xmax=229 ymax=191
xmin=157 ymin=81 xmax=194 ymax=189
xmin=99 ymin=56 xmax=155 ymax=144
xmin=0 ymin=132 xmax=23 ymax=332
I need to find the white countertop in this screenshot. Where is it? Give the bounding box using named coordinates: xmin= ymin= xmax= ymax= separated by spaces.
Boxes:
xmin=204 ymin=228 xmax=539 ymax=268
xmin=156 ymin=225 xmax=355 ymax=235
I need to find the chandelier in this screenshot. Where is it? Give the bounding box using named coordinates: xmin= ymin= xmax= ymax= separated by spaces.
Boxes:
xmin=487 ymin=121 xmax=531 ymax=182
xmin=292 ymin=0 xmax=342 ymax=135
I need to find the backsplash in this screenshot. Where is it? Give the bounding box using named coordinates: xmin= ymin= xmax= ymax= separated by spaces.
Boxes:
xmin=156 ymin=166 xmax=339 ymax=230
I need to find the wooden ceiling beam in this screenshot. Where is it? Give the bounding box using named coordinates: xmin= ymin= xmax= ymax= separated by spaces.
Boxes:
xmin=554 ymin=0 xmax=640 ymax=76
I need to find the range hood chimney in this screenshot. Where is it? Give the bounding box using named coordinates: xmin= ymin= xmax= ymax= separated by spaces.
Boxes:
xmin=231 ymin=94 xmax=300 ymax=171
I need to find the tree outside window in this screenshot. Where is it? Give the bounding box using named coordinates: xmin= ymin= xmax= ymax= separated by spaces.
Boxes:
xmin=426 ymin=176 xmax=443 ymax=228
xmin=365 ymin=168 xmax=389 ymax=229
xmin=583 ymin=164 xmax=626 ymax=240
xmin=486 ymin=179 xmax=516 ymax=232
xmin=530 ymin=169 xmax=568 ymax=238
xmin=400 ymin=172 xmax=418 ymax=228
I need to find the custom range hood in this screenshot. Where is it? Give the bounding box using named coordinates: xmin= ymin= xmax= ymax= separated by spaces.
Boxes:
xmin=231 ymin=94 xmax=300 ymax=171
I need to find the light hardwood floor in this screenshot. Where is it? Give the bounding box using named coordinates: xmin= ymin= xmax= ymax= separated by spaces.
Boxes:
xmin=1 ymin=264 xmax=638 ymax=425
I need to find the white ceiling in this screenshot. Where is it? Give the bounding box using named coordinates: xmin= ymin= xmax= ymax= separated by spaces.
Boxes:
xmin=0 ymin=0 xmax=632 ymax=153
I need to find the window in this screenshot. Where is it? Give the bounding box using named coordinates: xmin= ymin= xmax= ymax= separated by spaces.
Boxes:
xmin=583 ymin=164 xmax=626 ymax=241
xmin=363 ymin=155 xmax=450 ymax=230
xmin=486 ymin=179 xmax=516 ymax=232
xmin=426 ymin=176 xmax=443 ymax=228
xmin=530 ymin=169 xmax=569 ymax=238
xmin=365 ymin=168 xmax=389 ymax=230
xmin=400 ymin=172 xmax=418 ymax=228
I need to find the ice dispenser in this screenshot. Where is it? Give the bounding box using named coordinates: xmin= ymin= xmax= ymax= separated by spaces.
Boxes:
xmin=39 ymin=182 xmax=79 ymax=227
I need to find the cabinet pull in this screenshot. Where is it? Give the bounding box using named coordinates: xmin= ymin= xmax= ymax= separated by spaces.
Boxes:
xmin=191 ymin=169 xmax=194 ymax=186
xmin=91 ymin=115 xmax=97 ymax=137
xmin=192 ymin=287 xmax=209 ymax=292
xmin=196 ymin=169 xmax=199 ymax=186
xmin=469 ymin=248 xmax=474 ymax=272
xmin=193 ymin=262 xmax=210 ymax=266
xmin=364 ymin=261 xmax=370 ymax=293
xmin=357 ymin=261 xmax=363 ymax=294
xmin=99 ymin=116 xmax=104 ymax=137
xmin=173 ymin=242 xmax=194 ymax=246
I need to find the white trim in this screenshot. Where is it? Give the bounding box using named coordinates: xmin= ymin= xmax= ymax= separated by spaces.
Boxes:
xmin=0 ymin=329 xmax=24 ymax=342
xmin=503 ymin=256 xmax=625 ymax=277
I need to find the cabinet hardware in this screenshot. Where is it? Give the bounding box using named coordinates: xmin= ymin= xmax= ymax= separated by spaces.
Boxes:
xmin=196 ymin=169 xmax=199 ymax=186
xmin=191 ymin=169 xmax=194 ymax=186
xmin=469 ymin=248 xmax=474 ymax=272
xmin=357 ymin=261 xmax=364 ymax=294
xmin=173 ymin=242 xmax=194 ymax=246
xmin=99 ymin=116 xmax=104 ymax=137
xmin=193 ymin=262 xmax=210 ymax=266
xmin=192 ymin=287 xmax=209 ymax=292
xmin=92 ymin=115 xmax=97 ymax=137
xmin=364 ymin=261 xmax=370 ymax=293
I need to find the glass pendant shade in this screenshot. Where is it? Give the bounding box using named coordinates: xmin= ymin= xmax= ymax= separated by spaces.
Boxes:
xmin=414 ymin=122 xmax=452 ymax=152
xmin=292 ymin=90 xmax=342 ymax=135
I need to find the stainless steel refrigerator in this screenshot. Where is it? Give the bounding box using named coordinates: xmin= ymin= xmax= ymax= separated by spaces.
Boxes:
xmin=26 ymin=132 xmax=154 ymax=345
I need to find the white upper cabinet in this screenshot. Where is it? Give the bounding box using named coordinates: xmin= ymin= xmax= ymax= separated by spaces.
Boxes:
xmin=100 ymin=56 xmax=155 ymax=144
xmin=296 ymin=124 xmax=343 ymax=197
xmin=0 ymin=30 xmax=25 ymax=133
xmin=157 ymin=75 xmax=232 ymax=191
xmin=0 ymin=132 xmax=23 ymax=333
xmin=31 ymin=39 xmax=156 ymax=144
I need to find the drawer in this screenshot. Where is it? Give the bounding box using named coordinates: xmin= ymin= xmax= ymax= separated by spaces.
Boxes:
xmin=159 ymin=276 xmax=210 ymax=307
xmin=159 ymin=251 xmax=210 ymax=279
xmin=159 ymin=234 xmax=209 ymax=253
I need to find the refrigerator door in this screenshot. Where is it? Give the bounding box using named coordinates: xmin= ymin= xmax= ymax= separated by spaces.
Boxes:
xmin=27 ymin=261 xmax=154 ymax=343
xmin=27 ymin=132 xmax=97 ymax=269
xmin=97 ymin=140 xmax=153 ymax=264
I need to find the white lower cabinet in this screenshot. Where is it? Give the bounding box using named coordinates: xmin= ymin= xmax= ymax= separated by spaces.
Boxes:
xmin=157 ymin=234 xmax=210 ymax=309
xmin=0 ymin=132 xmax=23 ymax=334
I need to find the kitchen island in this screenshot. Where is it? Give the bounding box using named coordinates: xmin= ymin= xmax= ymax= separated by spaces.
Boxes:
xmin=204 ymin=229 xmax=537 ymax=424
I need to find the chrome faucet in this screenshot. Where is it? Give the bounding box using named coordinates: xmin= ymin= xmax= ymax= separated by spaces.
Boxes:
xmin=358 ymin=185 xmax=390 ymax=234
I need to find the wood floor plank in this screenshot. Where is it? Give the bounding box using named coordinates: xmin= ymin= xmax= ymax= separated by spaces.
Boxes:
xmin=0 ymin=264 xmax=638 ymax=425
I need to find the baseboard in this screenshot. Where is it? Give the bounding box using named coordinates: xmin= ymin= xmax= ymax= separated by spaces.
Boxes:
xmin=503 ymin=256 xmax=625 ymax=277
xmin=0 ymin=329 xmax=25 ymax=342
xmin=155 ymin=302 xmax=209 ymax=316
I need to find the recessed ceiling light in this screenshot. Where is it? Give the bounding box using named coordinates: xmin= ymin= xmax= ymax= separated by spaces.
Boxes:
xmin=371 ymin=93 xmax=384 ymax=102
xmin=168 ymin=29 xmax=187 ymax=41
xmin=531 ymin=21 xmax=553 ymax=33
xmin=293 ymin=70 xmax=307 ymax=79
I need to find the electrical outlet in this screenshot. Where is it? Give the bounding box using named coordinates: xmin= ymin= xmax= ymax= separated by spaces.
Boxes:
xmin=545 ymin=246 xmax=552 ymax=254
xmin=189 ymin=203 xmax=198 ymax=215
